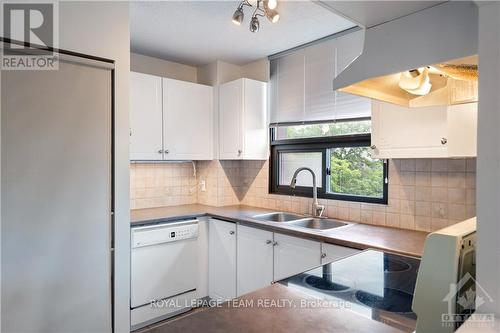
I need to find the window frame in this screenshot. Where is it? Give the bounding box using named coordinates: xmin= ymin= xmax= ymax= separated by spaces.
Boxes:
xmin=269 ymin=129 xmax=389 ymax=204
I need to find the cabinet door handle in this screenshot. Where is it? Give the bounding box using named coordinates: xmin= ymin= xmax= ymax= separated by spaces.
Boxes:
xmin=158 ymin=149 xmax=163 ymax=154
xmin=441 ymin=138 xmax=447 ymax=145
xmin=273 ymin=241 xmax=278 ymax=246
xmin=321 ymin=253 xmax=327 ymax=259
xmin=237 ymin=149 xmax=242 ymax=156
xmin=229 ymin=230 xmax=235 ymax=235
xmin=370 ymin=145 xmax=376 ymax=150
xmin=165 ymin=149 xmax=170 ymax=154
xmin=266 ymin=240 xmax=272 ymax=245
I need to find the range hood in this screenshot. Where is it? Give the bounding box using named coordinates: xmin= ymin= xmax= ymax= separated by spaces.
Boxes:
xmin=332 ymin=1 xmax=478 ymax=107
xmin=341 ymin=56 xmax=478 ymax=108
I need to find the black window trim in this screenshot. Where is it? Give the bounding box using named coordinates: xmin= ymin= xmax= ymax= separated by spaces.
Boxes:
xmin=269 ymin=131 xmax=389 ymax=205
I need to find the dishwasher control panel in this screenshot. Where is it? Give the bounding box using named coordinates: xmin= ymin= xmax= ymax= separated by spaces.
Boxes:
xmin=132 ymin=220 xmax=198 ymax=248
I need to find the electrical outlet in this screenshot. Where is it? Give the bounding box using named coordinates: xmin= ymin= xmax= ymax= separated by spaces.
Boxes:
xmin=200 ymin=180 xmax=206 ymax=192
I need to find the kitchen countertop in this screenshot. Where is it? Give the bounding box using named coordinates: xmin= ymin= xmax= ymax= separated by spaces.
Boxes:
xmin=131 ymin=204 xmax=428 ymax=257
xmin=144 ymin=284 xmax=406 ymax=333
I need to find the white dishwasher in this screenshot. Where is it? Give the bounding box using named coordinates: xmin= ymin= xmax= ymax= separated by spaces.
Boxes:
xmin=131 ymin=219 xmax=199 ymax=329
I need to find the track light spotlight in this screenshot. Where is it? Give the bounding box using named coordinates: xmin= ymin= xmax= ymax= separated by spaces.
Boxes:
xmin=232 ymin=7 xmax=244 ymax=25
xmin=250 ymin=15 xmax=260 ymax=33
xmin=267 ymin=0 xmax=277 ymax=10
xmin=231 ymin=0 xmax=279 ymax=32
xmin=265 ymin=9 xmax=279 ymax=23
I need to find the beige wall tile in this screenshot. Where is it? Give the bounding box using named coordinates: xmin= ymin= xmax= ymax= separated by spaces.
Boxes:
xmin=466 ymin=189 xmax=476 ymax=205
xmin=399 ymin=186 xmax=415 ymax=201
xmin=349 ymin=207 xmax=361 ymax=222
xmin=431 ymin=159 xmax=448 ymax=172
xmin=447 ymin=172 xmax=466 ymax=188
xmin=448 ymin=188 xmax=466 ymax=204
xmin=130 ymin=157 xmax=477 ymax=232
xmin=337 ymin=207 xmax=349 ymax=220
xmin=386 ymin=213 xmax=400 ymax=228
xmin=466 ymin=205 xmax=476 ymax=219
xmin=400 ymin=200 xmax=415 ymax=215
xmin=415 ymin=186 xmax=432 ymax=202
xmin=415 ymin=216 xmax=431 ymax=232
xmin=431 ymin=187 xmax=448 ymax=203
xmin=400 ymin=159 xmax=416 ymax=172
xmin=372 ymin=211 xmax=386 ymax=226
xmin=466 ymin=158 xmax=476 ymax=172
xmin=448 ymin=203 xmax=466 ymax=221
xmin=432 ymin=202 xmax=448 ymax=219
xmin=415 ymin=201 xmax=432 ymax=217
xmin=400 ymin=172 xmax=416 ymax=185
xmin=447 ymin=159 xmax=466 ymax=172
xmin=431 ymin=172 xmax=448 ymax=187
xmin=360 ymin=210 xmax=373 ymax=224
xmin=415 ymin=172 xmax=431 ymax=186
xmin=400 ymin=215 xmax=415 ymax=229
xmin=416 ymin=159 xmax=432 ymax=172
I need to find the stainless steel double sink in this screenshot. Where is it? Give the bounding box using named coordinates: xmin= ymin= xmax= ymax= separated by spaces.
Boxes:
xmin=251 ymin=212 xmax=350 ymax=231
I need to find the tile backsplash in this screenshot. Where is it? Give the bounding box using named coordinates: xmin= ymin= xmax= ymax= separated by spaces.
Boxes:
xmin=130 ymin=158 xmax=476 ymax=232
xmin=130 ymin=162 xmax=197 ymax=209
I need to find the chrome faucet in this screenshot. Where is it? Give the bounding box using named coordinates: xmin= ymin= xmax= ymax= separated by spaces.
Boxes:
xmin=290 ymin=167 xmax=325 ymax=218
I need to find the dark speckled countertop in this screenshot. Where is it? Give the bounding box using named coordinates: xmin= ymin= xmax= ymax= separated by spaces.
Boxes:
xmin=131 ymin=204 xmax=428 ymax=257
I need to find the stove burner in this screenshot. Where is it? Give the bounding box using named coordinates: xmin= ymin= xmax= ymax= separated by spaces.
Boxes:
xmin=304 ymin=275 xmax=351 ymax=291
xmin=355 ymin=288 xmax=414 ymax=313
xmin=384 ymin=257 xmax=411 ymax=272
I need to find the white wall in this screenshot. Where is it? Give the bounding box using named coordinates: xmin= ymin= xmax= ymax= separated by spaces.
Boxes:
xmin=242 ymin=58 xmax=270 ymax=82
xmin=477 ymin=1 xmax=500 ymax=316
xmin=131 ymin=52 xmax=198 ymax=82
xmin=59 ymin=2 xmax=130 ymax=331
xmin=197 ymin=59 xmax=269 ymax=85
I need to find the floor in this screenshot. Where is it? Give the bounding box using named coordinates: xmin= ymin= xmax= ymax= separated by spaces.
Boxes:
xmin=134 ymin=306 xmax=209 ymax=333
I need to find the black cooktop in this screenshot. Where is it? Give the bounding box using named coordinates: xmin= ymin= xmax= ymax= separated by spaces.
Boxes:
xmin=279 ymin=250 xmax=421 ymax=332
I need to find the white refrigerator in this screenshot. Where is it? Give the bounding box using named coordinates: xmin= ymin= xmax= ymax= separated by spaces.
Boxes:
xmin=1 ymin=45 xmax=114 ymax=332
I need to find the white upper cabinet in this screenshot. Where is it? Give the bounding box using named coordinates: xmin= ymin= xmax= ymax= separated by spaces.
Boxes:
xmin=130 ymin=72 xmax=163 ymax=160
xmin=446 ymin=103 xmax=478 ymax=157
xmin=162 ymin=78 xmax=213 ymax=160
xmin=219 ymin=79 xmax=242 ymax=159
xmin=219 ymin=78 xmax=268 ymax=160
xmin=129 ymin=72 xmax=213 ymax=161
xmin=371 ymin=100 xmax=477 ymax=158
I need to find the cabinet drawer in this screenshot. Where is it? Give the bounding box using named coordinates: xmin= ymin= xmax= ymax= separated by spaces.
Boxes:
xmin=273 ymin=233 xmax=321 ymax=281
xmin=321 ymin=243 xmax=361 ymax=265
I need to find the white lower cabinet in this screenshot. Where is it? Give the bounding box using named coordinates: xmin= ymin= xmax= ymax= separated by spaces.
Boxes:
xmin=208 ymin=219 xmax=236 ymax=301
xmin=321 ymin=243 xmax=361 ymax=265
xmin=273 ymin=233 xmax=322 ymax=281
xmin=208 ymin=219 xmax=361 ymax=301
xmin=236 ymin=225 xmax=274 ymax=296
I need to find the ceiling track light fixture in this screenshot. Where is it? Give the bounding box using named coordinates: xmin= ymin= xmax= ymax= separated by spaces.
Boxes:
xmin=232 ymin=0 xmax=280 ymax=33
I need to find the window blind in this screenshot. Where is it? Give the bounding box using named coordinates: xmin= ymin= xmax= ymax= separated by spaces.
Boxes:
xmin=270 ymin=29 xmax=369 ymax=124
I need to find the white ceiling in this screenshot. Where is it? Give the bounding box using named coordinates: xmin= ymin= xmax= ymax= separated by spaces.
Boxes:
xmin=130 ymin=1 xmax=356 ymax=66
xmin=318 ymin=1 xmax=447 ymax=28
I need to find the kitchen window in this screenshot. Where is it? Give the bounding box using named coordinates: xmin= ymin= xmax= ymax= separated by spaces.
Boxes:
xmin=270 ymin=119 xmax=388 ymax=204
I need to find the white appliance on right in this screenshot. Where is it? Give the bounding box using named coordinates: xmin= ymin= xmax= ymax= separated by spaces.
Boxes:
xmin=413 ymin=217 xmax=477 ymax=333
